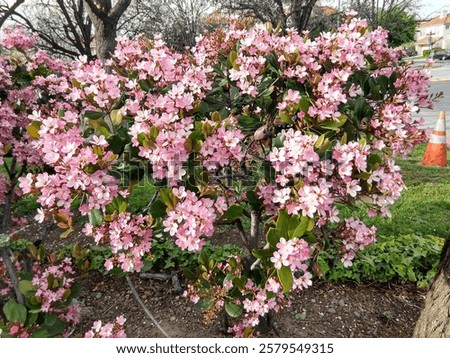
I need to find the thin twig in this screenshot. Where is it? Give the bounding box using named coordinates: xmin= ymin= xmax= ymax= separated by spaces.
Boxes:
xmin=0 ymin=247 xmax=25 ymax=305
xmin=125 ymin=275 xmax=171 ymax=338
xmin=235 ymin=219 xmax=251 ymax=251
xmin=143 ymin=190 xmax=158 ymax=214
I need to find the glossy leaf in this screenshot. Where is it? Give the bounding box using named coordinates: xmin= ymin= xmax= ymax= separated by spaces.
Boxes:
xmin=222 ymin=205 xmax=243 ymax=222
xmin=225 ymin=302 xmax=243 ymax=318
xmin=277 ymin=266 xmax=293 ymax=293
xmin=3 ymin=300 xmax=27 ymax=324
xmin=88 ymin=209 xmax=103 ymax=227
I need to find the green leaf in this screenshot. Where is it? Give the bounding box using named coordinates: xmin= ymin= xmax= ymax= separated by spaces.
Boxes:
xmin=19 ymin=280 xmax=35 ymax=297
xmin=278 ymin=110 xmax=293 ymax=124
xmin=112 ymin=196 xmax=128 ymax=213
xmin=225 ymin=302 xmax=243 ymax=318
xmin=159 ymin=188 xmax=174 ymax=208
xmin=299 ymin=96 xmax=310 ymax=113
xmin=211 ymin=111 xmax=222 ymax=123
xmin=277 ymin=266 xmax=293 ymax=293
xmin=182 ymin=268 xmax=197 ymax=281
xmin=246 ymin=190 xmax=262 ymax=211
xmin=267 ymin=51 xmax=280 ymax=71
xmin=84 ymin=110 xmax=105 ymax=120
xmin=275 ymin=210 xmax=289 ymax=238
xmin=26 ymin=121 xmax=42 ymax=139
xmin=88 ymin=209 xmax=103 ymax=227
xmin=319 ymin=114 xmax=347 ymax=131
xmin=237 ymin=115 xmax=262 ymax=131
xmin=288 ymin=215 xmax=310 ymax=238
xmin=70 ymin=282 xmax=83 ymax=299
xmin=353 ymin=97 xmax=371 ymax=120
xmin=31 ymin=329 xmax=49 ymax=338
xmin=26 ymin=312 xmax=39 ymax=326
xmin=222 ymin=205 xmax=243 ymax=222
xmin=3 ymin=300 xmax=27 ymax=324
xmin=60 ymin=227 xmax=74 ymax=239
xmin=228 ymin=51 xmax=239 ymax=70
xmin=196 ymin=298 xmax=214 ymax=310
xmin=110 ymin=109 xmax=123 ymax=126
xmin=150 ymin=199 xmax=167 ymax=218
xmin=198 ymin=251 xmax=210 ymax=269
xmin=252 ymin=248 xmax=273 ymax=260
xmin=44 ymin=312 xmax=58 ymax=326
xmin=232 ymin=276 xmax=247 ymax=289
xmin=138 ymin=80 xmax=152 ymax=92
xmin=266 ymin=228 xmax=282 ymax=248
xmin=107 ymin=134 xmax=125 ymax=154
xmin=43 ymin=317 xmax=65 ymax=337
xmin=307 ymin=218 xmax=314 ymax=232
xmin=149 ymin=126 xmax=159 ymax=140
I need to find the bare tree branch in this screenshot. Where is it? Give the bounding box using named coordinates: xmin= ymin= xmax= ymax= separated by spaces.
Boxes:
xmin=110 ymin=0 xmax=131 ymax=20
xmin=0 ymin=0 xmax=25 ymax=28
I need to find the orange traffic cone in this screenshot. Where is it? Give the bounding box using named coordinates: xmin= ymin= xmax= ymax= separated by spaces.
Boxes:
xmin=422 ymin=111 xmax=447 ymax=167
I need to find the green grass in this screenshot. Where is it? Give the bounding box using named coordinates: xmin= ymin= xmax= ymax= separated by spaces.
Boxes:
xmin=396 ymin=144 xmax=450 ymax=187
xmin=128 ymin=176 xmax=157 ymax=213
xmin=344 ymin=144 xmax=450 ymax=238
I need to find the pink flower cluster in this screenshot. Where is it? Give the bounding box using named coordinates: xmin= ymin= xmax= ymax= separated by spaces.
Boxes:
xmin=71 ymin=59 xmax=123 ymax=110
xmin=112 ymin=36 xmax=213 ymax=184
xmin=163 ymin=187 xmax=226 ymax=251
xmin=131 ymin=116 xmax=193 ymax=184
xmin=1 ymin=254 xmax=83 ymax=337
xmin=84 ymin=315 xmax=127 ymax=338
xmin=0 ymin=26 xmax=37 ymax=51
xmin=264 ymin=129 xmax=338 ymax=223
xmin=31 ymin=258 xmax=79 ymax=318
xmin=83 ymin=212 xmax=153 ymax=272
xmin=268 ymin=129 xmax=319 ymax=182
xmin=0 ymin=30 xmax=73 ymax=227
xmin=338 ymin=217 xmax=377 ymax=267
xmin=367 ymin=159 xmax=405 ymax=217
xmin=270 ymin=237 xmax=311 ymax=272
xmin=200 ymin=120 xmax=245 ymax=170
xmin=19 ymin=112 xmax=119 ymax=219
xmin=3 ymin=323 xmax=31 ymax=338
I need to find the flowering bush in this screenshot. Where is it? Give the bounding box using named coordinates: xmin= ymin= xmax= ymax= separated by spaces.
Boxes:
xmin=0 ymin=16 xmax=435 ymax=337
xmin=0 ymin=246 xmax=82 ymax=338
xmin=0 ymin=25 xmax=71 ymax=233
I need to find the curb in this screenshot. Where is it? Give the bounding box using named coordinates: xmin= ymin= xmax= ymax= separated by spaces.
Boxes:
xmin=430 ymin=78 xmax=450 ymax=82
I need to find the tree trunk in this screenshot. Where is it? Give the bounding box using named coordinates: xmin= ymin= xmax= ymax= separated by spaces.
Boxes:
xmin=291 ymin=0 xmax=317 ymax=33
xmin=93 ymin=19 xmax=117 ymax=61
xmin=413 ymin=238 xmax=450 ymax=337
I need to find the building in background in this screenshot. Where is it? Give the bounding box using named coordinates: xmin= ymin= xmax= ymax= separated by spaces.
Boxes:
xmin=416 ymin=11 xmax=450 ymax=54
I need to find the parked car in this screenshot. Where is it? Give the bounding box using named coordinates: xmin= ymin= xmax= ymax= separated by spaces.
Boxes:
xmin=432 ymin=50 xmax=450 ymax=60
xmin=404 ymin=49 xmax=417 ymax=57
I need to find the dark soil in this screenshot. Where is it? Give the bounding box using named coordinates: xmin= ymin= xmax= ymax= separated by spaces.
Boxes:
xmin=16 ymin=221 xmax=426 ymax=338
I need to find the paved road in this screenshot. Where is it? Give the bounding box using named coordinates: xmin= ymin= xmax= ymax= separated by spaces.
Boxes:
xmin=412 ymin=62 xmax=450 ymax=143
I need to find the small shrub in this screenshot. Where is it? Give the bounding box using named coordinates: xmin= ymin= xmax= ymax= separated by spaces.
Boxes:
xmin=317 ymin=234 xmax=444 ymax=287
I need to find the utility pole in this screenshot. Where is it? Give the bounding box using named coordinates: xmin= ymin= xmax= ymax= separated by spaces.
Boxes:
xmin=426 ymin=30 xmax=436 ymax=52
xmin=337 ymin=0 xmax=341 ymax=27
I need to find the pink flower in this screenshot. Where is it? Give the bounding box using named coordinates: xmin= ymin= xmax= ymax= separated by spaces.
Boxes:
xmin=265 ymin=278 xmax=281 ymax=293
xmin=163 ymin=188 xmax=218 ymax=252
xmin=0 ymin=26 xmax=37 ymax=51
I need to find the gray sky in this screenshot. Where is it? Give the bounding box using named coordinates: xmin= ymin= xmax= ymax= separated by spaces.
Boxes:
xmin=420 ymin=0 xmax=450 ymax=19
xmin=324 ymin=0 xmax=450 ymax=20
